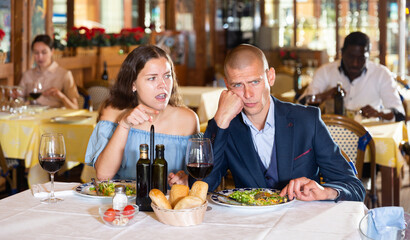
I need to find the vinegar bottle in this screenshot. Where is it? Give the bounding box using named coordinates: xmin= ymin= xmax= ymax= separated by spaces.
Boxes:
xmin=152 ymin=144 xmax=167 ymax=194
xmin=334 ymin=82 xmax=345 ymax=115
xmin=101 ymin=61 xmax=108 ymax=81
xmin=136 ymin=144 xmax=151 ymax=211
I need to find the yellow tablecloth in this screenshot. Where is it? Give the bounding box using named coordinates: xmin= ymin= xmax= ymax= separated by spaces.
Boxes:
xmin=0 ymin=108 xmax=97 ymax=168
xmin=363 ymin=121 xmax=407 ymax=173
xmin=179 ymin=86 xmax=225 ymax=123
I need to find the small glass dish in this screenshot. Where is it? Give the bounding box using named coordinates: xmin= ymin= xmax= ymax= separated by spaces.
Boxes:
xmin=99 ymin=204 xmax=139 ymax=227
xmin=359 ymin=213 xmax=406 ymax=240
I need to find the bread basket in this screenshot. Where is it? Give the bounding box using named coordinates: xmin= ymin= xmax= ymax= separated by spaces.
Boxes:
xmin=151 ymin=201 xmax=207 ymax=226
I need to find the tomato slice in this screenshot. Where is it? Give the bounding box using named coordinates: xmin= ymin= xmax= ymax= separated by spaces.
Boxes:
xmin=103 ymin=208 xmax=116 ymax=222
xmin=122 ymin=205 xmax=135 ymax=220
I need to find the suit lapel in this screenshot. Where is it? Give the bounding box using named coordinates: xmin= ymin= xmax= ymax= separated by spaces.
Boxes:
xmin=230 ymin=116 xmax=267 ymax=187
xmin=273 ymin=98 xmax=295 ymax=183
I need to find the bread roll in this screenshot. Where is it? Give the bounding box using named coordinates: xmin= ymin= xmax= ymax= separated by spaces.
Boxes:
xmin=189 ymin=181 xmax=208 ymax=202
xmin=149 ymin=189 xmax=172 ymax=209
xmin=169 ymin=184 xmax=189 ymax=208
xmin=174 ymin=196 xmax=204 ymax=210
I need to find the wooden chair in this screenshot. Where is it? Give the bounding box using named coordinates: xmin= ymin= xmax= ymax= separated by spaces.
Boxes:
xmin=0 ymin=143 xmax=18 ymax=195
xmin=270 ymin=67 xmax=294 ymax=101
xmin=322 ymin=114 xmax=378 ymax=208
xmin=77 ymin=86 xmax=91 ymax=110
xmin=84 ymin=80 xmax=111 ymax=111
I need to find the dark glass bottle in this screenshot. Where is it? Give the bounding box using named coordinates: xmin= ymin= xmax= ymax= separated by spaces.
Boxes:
xmin=136 ymin=144 xmax=152 ymax=211
xmin=152 ymin=144 xmax=167 ymax=194
xmin=293 ymin=61 xmax=303 ymax=99
xmin=334 ymin=83 xmax=345 ymax=115
xmin=101 ymin=61 xmax=108 ymax=81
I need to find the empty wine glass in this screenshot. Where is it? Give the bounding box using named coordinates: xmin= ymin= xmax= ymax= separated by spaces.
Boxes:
xmin=185 ymin=138 xmax=214 ymax=181
xmin=30 ymin=80 xmax=42 ymax=105
xmin=38 ymin=133 xmax=66 ymax=203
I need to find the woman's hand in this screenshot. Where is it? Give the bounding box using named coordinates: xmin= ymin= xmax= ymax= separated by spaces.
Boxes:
xmin=167 ymin=170 xmax=188 ymax=187
xmin=42 ymin=87 xmax=64 ymax=100
xmin=118 ymin=104 xmax=159 ymax=129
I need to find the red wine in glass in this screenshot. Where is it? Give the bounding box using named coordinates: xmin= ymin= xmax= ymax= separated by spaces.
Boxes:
xmin=39 ymin=154 xmax=65 ymax=173
xmin=38 ymin=133 xmax=66 ymax=204
xmin=187 ymin=163 xmax=213 ymax=180
xmin=29 ymin=92 xmax=42 ymax=100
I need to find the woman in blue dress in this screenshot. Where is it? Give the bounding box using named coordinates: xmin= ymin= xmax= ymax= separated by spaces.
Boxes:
xmin=85 ymin=45 xmax=199 ymax=187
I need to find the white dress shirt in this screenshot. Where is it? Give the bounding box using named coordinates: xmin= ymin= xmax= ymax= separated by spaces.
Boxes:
xmin=241 ymin=97 xmax=275 ymax=169
xmin=305 ymin=60 xmax=404 ymax=115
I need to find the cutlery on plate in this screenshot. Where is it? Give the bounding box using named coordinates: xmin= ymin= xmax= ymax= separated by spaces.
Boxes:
xmin=208 ymin=191 xmax=247 ymax=205
xmin=91 ymin=178 xmax=101 ymax=196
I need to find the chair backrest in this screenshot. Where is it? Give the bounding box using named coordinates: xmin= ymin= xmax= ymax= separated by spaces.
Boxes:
xmin=321 ymin=114 xmax=376 ymax=179
xmin=77 ymin=86 xmax=91 ymax=110
xmin=271 ymin=68 xmax=294 ymax=97
xmin=84 ymin=80 xmax=111 ymax=111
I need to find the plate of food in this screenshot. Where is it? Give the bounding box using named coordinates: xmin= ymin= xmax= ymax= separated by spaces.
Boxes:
xmin=210 ymin=188 xmax=293 ymax=209
xmin=75 ymin=179 xmax=136 ymax=199
xmin=51 ymin=115 xmax=92 ymax=123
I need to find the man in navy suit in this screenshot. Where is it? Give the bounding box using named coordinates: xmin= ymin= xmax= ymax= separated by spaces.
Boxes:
xmin=203 ymin=44 xmax=365 ymax=202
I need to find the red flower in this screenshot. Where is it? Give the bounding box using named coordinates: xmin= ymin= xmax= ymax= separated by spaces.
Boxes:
xmin=0 ymin=29 xmax=5 ymax=41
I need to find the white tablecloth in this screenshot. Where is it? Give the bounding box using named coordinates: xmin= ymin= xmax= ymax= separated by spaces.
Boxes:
xmin=0 ymin=182 xmax=365 ymax=239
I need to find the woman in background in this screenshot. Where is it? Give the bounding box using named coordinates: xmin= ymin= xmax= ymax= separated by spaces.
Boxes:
xmin=85 ymin=45 xmax=199 ymax=186
xmin=19 ymin=34 xmax=79 ymax=109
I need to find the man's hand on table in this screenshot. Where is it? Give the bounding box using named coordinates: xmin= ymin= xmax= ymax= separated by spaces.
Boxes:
xmin=361 ymin=105 xmax=394 ymax=120
xmin=280 ymin=177 xmax=339 ymax=201
xmin=214 ymin=90 xmax=244 ymax=129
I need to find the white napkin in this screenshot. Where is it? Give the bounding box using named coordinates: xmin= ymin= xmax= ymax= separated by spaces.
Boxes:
xmin=367 ymin=206 xmax=406 ymax=239
xmin=31 ymin=182 xmax=79 ymax=198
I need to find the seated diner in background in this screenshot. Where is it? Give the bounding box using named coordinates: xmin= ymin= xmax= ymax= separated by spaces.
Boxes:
xmin=19 ymin=34 xmax=79 ymax=109
xmin=85 ymin=45 xmax=199 ymax=187
xmin=301 ymin=31 xmax=405 ymax=122
xmin=203 ymin=44 xmax=365 ymax=202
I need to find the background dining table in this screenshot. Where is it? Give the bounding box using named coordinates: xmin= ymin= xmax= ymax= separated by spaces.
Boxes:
xmin=179 ymin=86 xmax=225 ymax=123
xmin=0 ymin=182 xmax=366 ymax=239
xmin=0 ymin=107 xmax=98 ymax=186
xmin=362 ymin=120 xmax=408 ymax=206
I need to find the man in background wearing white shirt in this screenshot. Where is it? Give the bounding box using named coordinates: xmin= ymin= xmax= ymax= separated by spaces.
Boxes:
xmin=304 ymin=31 xmax=405 ymax=121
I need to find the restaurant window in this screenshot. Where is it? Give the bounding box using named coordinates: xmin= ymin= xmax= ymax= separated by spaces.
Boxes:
xmin=31 ymin=0 xmax=46 ymax=43
xmin=53 ymin=0 xmax=67 ymax=46
xmin=0 ymin=0 xmax=11 ymax=63
xmin=144 ymin=0 xmax=165 ymax=32
xmin=264 ymin=0 xmax=294 ymax=48
xmin=337 ymin=0 xmax=379 ymax=62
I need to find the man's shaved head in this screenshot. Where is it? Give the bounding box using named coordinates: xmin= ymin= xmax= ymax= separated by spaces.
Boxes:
xmin=224 ymin=44 xmax=269 ymax=76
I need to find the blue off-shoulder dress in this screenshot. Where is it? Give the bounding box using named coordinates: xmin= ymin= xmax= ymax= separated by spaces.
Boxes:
xmin=85 ymin=120 xmax=196 ymax=180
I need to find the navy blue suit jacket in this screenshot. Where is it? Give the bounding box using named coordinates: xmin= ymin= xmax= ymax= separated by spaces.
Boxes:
xmin=204 ymin=97 xmax=365 ymax=201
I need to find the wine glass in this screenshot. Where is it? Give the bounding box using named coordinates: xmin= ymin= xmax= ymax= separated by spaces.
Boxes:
xmin=30 ymin=80 xmax=42 ymax=105
xmin=305 ymin=94 xmax=321 ymax=107
xmin=185 ymin=138 xmax=214 ymax=181
xmin=38 ymin=133 xmax=66 ymax=203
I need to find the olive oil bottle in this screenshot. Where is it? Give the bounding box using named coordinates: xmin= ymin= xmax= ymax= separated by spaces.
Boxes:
xmin=152 ymin=144 xmax=167 ymax=194
xmin=136 ymin=144 xmax=152 ymax=211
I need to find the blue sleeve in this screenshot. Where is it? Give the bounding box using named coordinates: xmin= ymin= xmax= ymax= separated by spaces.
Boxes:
xmin=202 ymin=119 xmax=230 ymax=191
xmin=312 ymin=110 xmax=366 ymax=202
xmin=84 ymin=121 xmax=115 ymax=167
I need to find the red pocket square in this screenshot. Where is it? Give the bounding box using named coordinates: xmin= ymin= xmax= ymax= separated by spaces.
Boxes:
xmin=294 ymin=148 xmax=312 ymax=160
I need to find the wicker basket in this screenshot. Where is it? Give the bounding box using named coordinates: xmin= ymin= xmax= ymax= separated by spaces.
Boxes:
xmin=151 ymin=201 xmax=207 ymax=227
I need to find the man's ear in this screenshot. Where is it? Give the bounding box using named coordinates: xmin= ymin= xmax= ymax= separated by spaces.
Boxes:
xmin=267 ymin=67 xmax=275 ymax=87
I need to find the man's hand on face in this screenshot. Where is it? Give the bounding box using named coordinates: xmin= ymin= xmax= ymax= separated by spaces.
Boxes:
xmin=214 ymin=90 xmax=244 ymax=129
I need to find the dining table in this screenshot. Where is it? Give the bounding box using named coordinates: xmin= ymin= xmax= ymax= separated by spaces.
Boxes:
xmin=362 ymin=120 xmax=408 ymax=207
xmin=0 ymin=181 xmax=366 ymax=239
xmin=179 ymin=86 xmax=225 ymax=123
xmin=0 ymin=107 xmax=98 ymax=186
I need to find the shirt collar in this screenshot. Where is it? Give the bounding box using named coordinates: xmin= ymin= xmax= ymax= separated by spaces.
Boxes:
xmin=35 ymin=61 xmax=58 ymax=74
xmin=241 ymin=97 xmax=275 ymax=131
xmin=338 ymin=59 xmax=368 ymax=78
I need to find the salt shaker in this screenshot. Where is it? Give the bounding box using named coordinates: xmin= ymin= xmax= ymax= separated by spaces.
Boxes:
xmin=113 ymin=184 xmax=128 ymax=211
